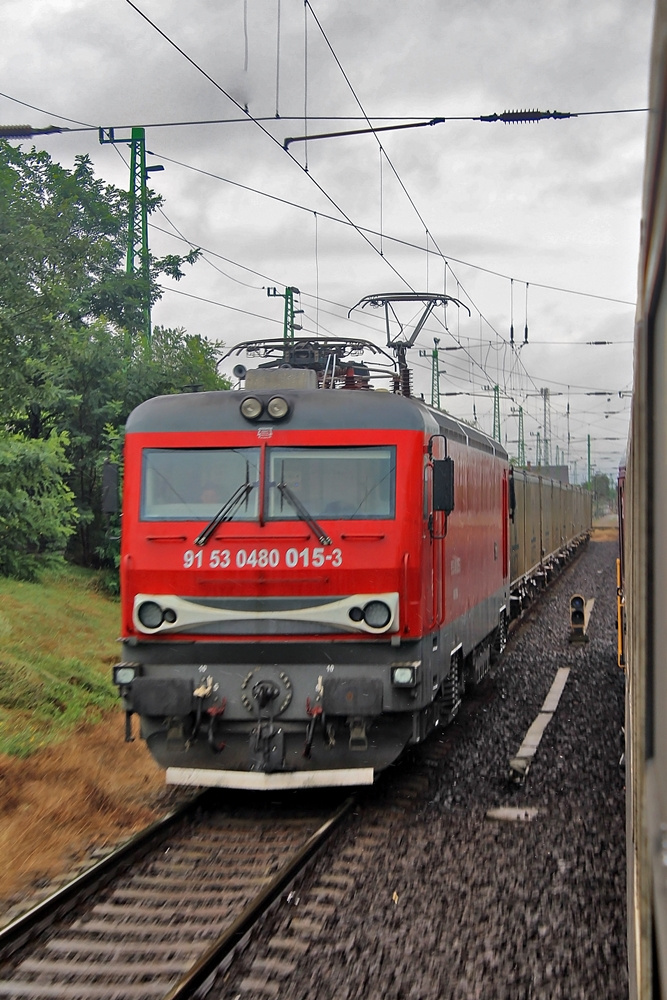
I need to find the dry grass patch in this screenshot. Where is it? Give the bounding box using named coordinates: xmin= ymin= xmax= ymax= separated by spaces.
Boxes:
xmin=0 ymin=713 xmax=165 ymax=901
xmin=0 ymin=566 xmax=180 ymax=917
xmin=591 ymin=526 xmax=619 ymax=543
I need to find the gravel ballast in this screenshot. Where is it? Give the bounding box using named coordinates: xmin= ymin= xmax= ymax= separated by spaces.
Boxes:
xmin=214 ymin=537 xmax=626 ymax=1000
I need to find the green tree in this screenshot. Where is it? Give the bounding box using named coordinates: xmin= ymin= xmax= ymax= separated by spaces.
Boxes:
xmin=0 ymin=430 xmax=78 ymax=581
xmin=591 ymin=472 xmax=613 ymax=499
xmin=58 ymin=323 xmax=227 ymax=566
xmin=0 ymin=141 xmax=227 ymax=573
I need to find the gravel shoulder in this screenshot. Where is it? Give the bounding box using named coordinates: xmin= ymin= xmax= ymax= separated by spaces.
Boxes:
xmin=213 ymin=536 xmax=626 ymax=1000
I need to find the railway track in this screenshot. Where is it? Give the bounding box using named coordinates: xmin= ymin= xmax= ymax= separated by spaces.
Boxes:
xmin=0 ymin=793 xmax=353 ymax=1000
xmin=0 ymin=543 xmax=596 ymax=1000
xmin=208 ymin=539 xmax=626 ymax=1000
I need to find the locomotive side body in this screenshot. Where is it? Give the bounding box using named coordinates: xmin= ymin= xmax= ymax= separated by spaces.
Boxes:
xmin=115 ymin=384 xmax=510 ymax=789
xmin=625 ymin=0 xmax=667 ymax=993
xmin=432 ymin=414 xmax=510 ymax=681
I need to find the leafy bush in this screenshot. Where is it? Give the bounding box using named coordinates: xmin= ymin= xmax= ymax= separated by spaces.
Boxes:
xmin=0 ymin=430 xmax=78 ymax=580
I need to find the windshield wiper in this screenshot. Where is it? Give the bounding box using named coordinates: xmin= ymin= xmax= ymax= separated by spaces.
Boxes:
xmin=277 ymin=482 xmax=332 ymax=546
xmin=194 ymin=483 xmax=255 ymax=547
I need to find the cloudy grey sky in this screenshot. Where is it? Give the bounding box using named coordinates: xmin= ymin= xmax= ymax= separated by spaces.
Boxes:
xmin=0 ymin=0 xmax=654 ymax=478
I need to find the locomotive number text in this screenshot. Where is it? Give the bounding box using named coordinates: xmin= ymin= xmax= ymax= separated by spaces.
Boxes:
xmin=182 ymin=546 xmax=343 ymax=570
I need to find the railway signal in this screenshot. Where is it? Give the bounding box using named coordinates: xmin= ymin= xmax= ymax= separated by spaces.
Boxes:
xmin=569 ymin=594 xmax=591 ymax=643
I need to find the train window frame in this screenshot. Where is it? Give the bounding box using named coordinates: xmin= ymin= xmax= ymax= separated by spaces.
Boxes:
xmin=139 ymin=446 xmax=260 ymax=522
xmin=265 ymin=445 xmax=397 ymax=521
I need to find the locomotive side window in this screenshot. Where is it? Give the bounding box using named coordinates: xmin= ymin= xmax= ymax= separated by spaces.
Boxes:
xmin=266 ymin=446 xmax=396 ymax=519
xmin=140 ymin=448 xmax=260 ymax=521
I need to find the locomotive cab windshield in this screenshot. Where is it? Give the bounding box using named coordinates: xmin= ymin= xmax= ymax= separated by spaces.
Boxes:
xmin=142 ymin=447 xmax=259 ymax=522
xmin=140 ymin=444 xmax=396 ymax=526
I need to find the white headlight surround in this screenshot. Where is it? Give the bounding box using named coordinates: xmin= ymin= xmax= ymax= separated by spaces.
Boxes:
xmin=132 ymin=592 xmax=398 ymax=635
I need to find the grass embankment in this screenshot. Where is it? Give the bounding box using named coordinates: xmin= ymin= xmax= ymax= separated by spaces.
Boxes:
xmin=0 ymin=566 xmax=166 ymax=905
xmin=0 ymin=567 xmax=120 ymax=756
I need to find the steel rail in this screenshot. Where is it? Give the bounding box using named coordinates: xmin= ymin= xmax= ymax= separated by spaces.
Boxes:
xmin=163 ymin=795 xmax=355 ymax=1000
xmin=0 ymin=790 xmax=208 ymax=959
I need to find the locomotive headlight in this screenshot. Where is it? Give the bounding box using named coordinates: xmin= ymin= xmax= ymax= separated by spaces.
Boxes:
xmin=113 ymin=664 xmax=140 ymax=685
xmin=392 ymin=666 xmax=416 ymax=688
xmin=137 ymin=600 xmax=164 ymax=629
xmin=267 ymin=396 xmax=290 ymax=420
xmin=363 ymin=600 xmax=392 ymax=629
xmin=348 ymin=606 xmax=365 ymax=623
xmin=240 ymin=396 xmax=263 ymax=420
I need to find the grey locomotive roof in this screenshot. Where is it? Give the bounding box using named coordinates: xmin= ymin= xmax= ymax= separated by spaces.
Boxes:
xmin=126 ymin=388 xmax=507 ymax=459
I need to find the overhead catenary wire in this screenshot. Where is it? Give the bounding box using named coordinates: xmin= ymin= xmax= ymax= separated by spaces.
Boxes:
xmin=307 ymin=3 xmax=632 ymax=414
xmin=150 ymin=150 xmax=634 ymax=305
xmin=275 ymin=0 xmax=281 ymax=118
xmin=283 ymin=105 xmax=648 ymax=146
xmin=157 ymin=263 xmax=627 ymax=460
xmin=0 ymin=33 xmax=634 ymax=462
xmin=303 ymin=0 xmax=308 ymax=171
xmin=0 ymin=87 xmax=648 ymax=135
xmin=0 ymin=23 xmax=639 ymax=472
xmin=152 ymin=222 xmax=630 ymax=401
xmin=0 ymin=89 xmax=638 ymax=307
xmin=150 ymin=209 xmax=632 ymax=427
xmin=297 ymin=0 xmax=633 ymax=404
xmin=117 ymin=0 xmax=563 ymax=401
xmin=121 ymin=0 xmax=411 ymax=292
xmin=135 ymin=145 xmax=631 ymax=427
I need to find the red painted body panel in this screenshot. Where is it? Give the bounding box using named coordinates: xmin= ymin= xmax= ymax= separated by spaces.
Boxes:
xmin=442 ymin=439 xmax=508 ymax=622
xmin=121 ymin=427 xmax=428 ymax=640
xmin=121 ymin=424 xmax=510 ymax=643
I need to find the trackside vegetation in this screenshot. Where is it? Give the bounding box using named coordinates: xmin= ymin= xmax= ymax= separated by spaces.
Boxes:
xmin=0 ymin=142 xmax=232 ymax=756
xmin=0 ymin=566 xmax=120 ymax=756
xmin=0 ymin=139 xmax=229 ymax=583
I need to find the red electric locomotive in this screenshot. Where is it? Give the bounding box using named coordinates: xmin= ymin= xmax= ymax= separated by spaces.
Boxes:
xmin=114 ymin=318 xmax=511 ymax=790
